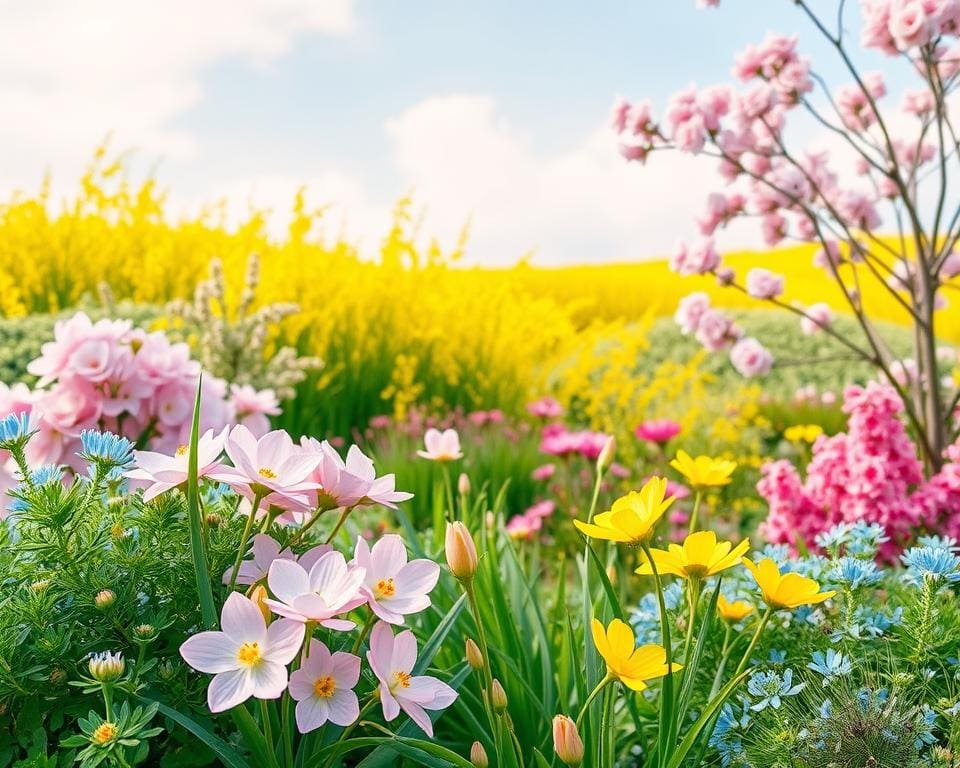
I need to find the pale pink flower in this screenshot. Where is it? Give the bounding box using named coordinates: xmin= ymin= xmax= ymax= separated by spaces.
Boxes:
xmin=526 ymin=499 xmax=556 ymax=520
xmin=265 ymin=551 xmax=367 ymax=630
xmin=179 ymin=593 xmax=304 ymax=713
xmin=366 ymin=622 xmax=458 ymax=737
xmin=126 ymin=428 xmax=228 ymax=502
xmin=800 ymin=303 xmax=833 ymax=335
xmin=531 ymin=463 xmax=556 ymax=481
xmin=674 ymin=292 xmax=711 ymax=335
xmin=634 ymin=419 xmax=682 ymax=444
xmin=730 ymin=337 xmax=774 ymax=377
xmin=211 ymin=425 xmax=320 ymax=511
xmin=889 ymin=0 xmax=935 ymax=49
xmin=695 ymin=308 xmax=741 ymax=352
xmin=230 ymin=385 xmax=281 ymax=438
xmin=506 ymin=513 xmax=542 ymax=541
xmin=745 ymin=268 xmax=785 ymax=299
xmin=902 ymin=88 xmax=936 ymax=115
xmin=527 ymin=397 xmax=564 ymax=419
xmin=670 ymin=237 xmax=720 ymax=275
xmin=288 ymin=639 xmax=360 ymax=732
xmin=417 ymin=428 xmax=463 ymax=462
xmin=299 ymin=438 xmax=413 ymax=511
xmin=353 ymin=535 xmax=439 ymax=625
xmin=941 ymin=252 xmax=960 ymax=279
xmin=219 ymin=533 xmax=312 ymax=587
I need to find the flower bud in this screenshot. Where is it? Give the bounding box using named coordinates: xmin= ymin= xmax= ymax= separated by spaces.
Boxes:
xmin=458 ymin=473 xmax=471 ymax=495
xmin=247 ymin=584 xmax=272 ymax=626
xmin=445 ymin=522 xmax=478 ymax=581
xmin=465 ymin=638 xmax=484 ymax=670
xmin=470 ymin=741 xmax=489 ymax=768
xmin=491 ymin=679 xmax=508 ymax=713
xmin=133 ymin=624 xmax=157 ymax=642
xmin=597 ymin=436 xmax=615 ymax=472
xmin=94 ymin=589 xmax=116 ymax=610
xmin=552 ymin=715 xmax=584 ymax=766
xmin=88 ymin=651 xmax=125 ymax=683
xmin=30 ymin=579 xmax=50 ymax=593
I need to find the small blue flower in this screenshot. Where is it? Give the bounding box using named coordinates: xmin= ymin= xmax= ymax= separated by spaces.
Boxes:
xmin=916 ymin=534 xmax=959 ymax=553
xmin=663 ymin=581 xmax=684 ymax=611
xmin=945 ymin=700 xmax=960 ymax=718
xmin=846 ymin=521 xmax=889 ymax=558
xmin=747 ymin=668 xmax=805 ymax=711
xmin=914 ymin=706 xmax=937 ymax=750
xmin=28 ymin=464 xmax=65 ymax=486
xmin=0 ymin=412 xmax=35 ymax=449
xmin=854 ymin=605 xmax=902 ymax=638
xmin=807 ymin=649 xmax=852 ymax=685
xmin=78 ymin=430 xmax=134 ymax=469
xmin=768 ymin=649 xmax=786 ymax=665
xmin=709 ymin=700 xmax=750 ymax=767
xmin=829 ymin=556 xmax=882 ymax=590
xmin=760 ymin=543 xmax=791 ymax=568
xmin=901 ymin=545 xmax=960 ymax=585
xmin=815 ymin=523 xmax=851 ymax=553
xmin=818 ymin=699 xmax=832 ymax=720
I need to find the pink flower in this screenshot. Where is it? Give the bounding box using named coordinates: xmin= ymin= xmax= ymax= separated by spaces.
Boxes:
xmin=288 ymin=639 xmax=360 ymax=732
xmin=902 ymin=88 xmax=935 ymax=115
xmin=665 ymin=86 xmax=708 ymax=154
xmin=745 ymin=268 xmax=785 ymax=300
xmin=301 ymin=438 xmax=413 ymax=512
xmin=674 ymin=292 xmax=711 ymax=335
xmin=730 ymin=337 xmax=774 ymax=377
xmin=353 ymin=535 xmax=439 ymax=625
xmin=265 ymin=550 xmax=367 ymax=630
xmin=126 ymin=427 xmax=228 ymax=501
xmin=417 ymin=428 xmax=463 ymax=462
xmin=800 ymin=303 xmax=833 ymax=335
xmin=366 ymin=622 xmax=458 ymax=737
xmin=526 ymin=499 xmax=556 ymax=519
xmin=670 ymin=237 xmax=720 ymax=275
xmin=212 ymin=425 xmax=320 ymax=511
xmin=634 ymin=419 xmax=682 ymax=444
xmin=230 ymin=384 xmax=281 ymax=438
xmin=531 ymin=463 xmax=556 ymax=481
xmin=506 ymin=513 xmax=542 ymax=541
xmin=695 ymin=308 xmax=741 ymax=352
xmin=837 ymin=83 xmax=876 ymax=132
xmin=179 ymin=593 xmax=304 ymax=713
xmin=889 ymin=0 xmax=935 ymax=49
xmin=219 ymin=533 xmax=309 ymax=586
xmin=527 ymin=397 xmax=564 ymax=419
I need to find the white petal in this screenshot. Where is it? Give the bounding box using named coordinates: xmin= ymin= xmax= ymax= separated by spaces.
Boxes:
xmin=179 ymin=631 xmax=238 ymax=674
xmin=295 ymin=696 xmax=328 ymax=733
xmin=220 ymin=593 xmax=266 ymax=645
xmin=248 ymin=660 xmax=288 ymax=700
xmin=268 ymin=559 xmax=311 ymax=605
xmin=263 ymin=619 xmax=305 ymax=665
xmin=208 ymin=668 xmax=254 ymax=713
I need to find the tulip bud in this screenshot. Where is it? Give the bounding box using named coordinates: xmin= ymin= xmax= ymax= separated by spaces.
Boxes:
xmin=597 ymin=436 xmax=616 ymax=473
xmin=470 ymin=741 xmax=488 ymax=768
xmin=445 ymin=522 xmax=478 ymax=581
xmin=88 ymin=651 xmax=125 ymax=682
xmin=552 ymin=714 xmax=584 ymax=766
xmin=247 ymin=584 xmax=272 ymax=625
xmin=491 ymin=679 xmax=508 ymax=713
xmin=94 ymin=589 xmax=116 ymax=610
xmin=458 ymin=473 xmax=471 ymax=495
xmin=465 ymin=638 xmax=484 ymax=670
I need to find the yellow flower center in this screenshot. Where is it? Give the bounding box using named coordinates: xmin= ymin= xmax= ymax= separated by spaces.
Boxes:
xmin=313 ymin=675 xmax=336 ymax=698
xmin=92 ymin=722 xmax=118 ymax=745
xmin=237 ymin=642 xmax=262 ymax=667
xmin=175 ymin=444 xmax=188 ymax=456
xmin=374 ymin=578 xmax=396 ymax=599
xmin=392 ymin=670 xmax=412 ymax=690
xmin=258 ymin=467 xmax=277 ymax=479
xmin=683 ymin=564 xmax=710 ymax=579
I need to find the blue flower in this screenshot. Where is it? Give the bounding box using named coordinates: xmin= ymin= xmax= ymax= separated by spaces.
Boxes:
xmin=768 ymin=649 xmax=786 ymax=665
xmin=709 ymin=700 xmax=750 ymax=767
xmin=901 ymin=545 xmax=960 ymax=585
xmin=914 ymin=706 xmax=937 ymax=750
xmin=853 ymin=605 xmax=902 ymax=638
xmin=28 ymin=465 xmax=65 ymax=486
xmin=829 ymin=556 xmax=881 ymax=590
xmin=760 ymin=543 xmax=791 ymax=568
xmin=815 ymin=523 xmax=851 ymax=553
xmin=818 ymin=699 xmax=832 ymax=720
xmin=846 ymin=521 xmax=889 ymax=558
xmin=747 ymin=668 xmax=805 ymax=711
xmin=0 ymin=412 xmax=35 ymax=449
xmin=916 ymin=534 xmax=958 ymax=553
xmin=78 ymin=430 xmax=134 ymax=469
xmin=807 ymin=649 xmax=852 ymax=685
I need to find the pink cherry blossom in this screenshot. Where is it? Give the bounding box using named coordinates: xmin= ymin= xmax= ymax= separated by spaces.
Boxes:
xmin=288 ymin=639 xmax=360 ymax=732
xmin=417 ymin=428 xmax=463 ymax=462
xmin=889 ymin=0 xmax=935 ymax=49
xmin=800 ymin=303 xmax=833 ymax=335
xmin=264 ymin=550 xmax=367 ymax=629
xmin=694 ymin=308 xmax=741 ymax=352
xmin=230 ymin=384 xmax=281 ymax=437
xmin=353 ymin=535 xmax=439 ymax=625
xmin=674 ymin=292 xmax=711 ymax=335
xmin=126 ymin=428 xmax=228 ymax=502
xmin=745 ymin=268 xmax=785 ymax=299
xmin=179 ymin=593 xmax=304 ymax=713
xmin=366 ymin=622 xmax=458 ymax=737
xmin=670 ymin=237 xmax=720 ymax=276
xmin=730 ymin=337 xmax=774 ymax=377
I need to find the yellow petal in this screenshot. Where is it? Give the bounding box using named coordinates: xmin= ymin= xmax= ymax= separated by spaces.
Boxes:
xmin=683 ymin=531 xmax=717 ymax=566
xmin=605 ymin=619 xmax=636 ymax=664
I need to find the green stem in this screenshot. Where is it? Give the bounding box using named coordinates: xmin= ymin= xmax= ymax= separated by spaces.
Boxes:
xmin=708 ymin=625 xmax=733 ymax=699
xmin=733 ymin=608 xmax=772 ymax=678
xmin=641 ymin=541 xmax=675 ymax=768
xmin=228 ymin=494 xmax=264 ymax=591
xmin=324 ymin=506 xmax=354 ymax=545
xmin=575 ymin=672 xmax=613 ymax=731
xmin=350 ymin=613 xmax=376 ymax=655
xmin=465 ymin=582 xmax=502 ymax=768
xmin=101 ymin=684 xmax=114 ymax=722
xmin=260 ymin=700 xmax=275 ymax=762
xmin=688 ymin=490 xmax=703 ymax=534
xmin=287 ymin=502 xmax=337 ymax=548
xmin=282 ymin=694 xmax=293 ymax=768
xmin=600 ymin=683 xmax=615 ymax=768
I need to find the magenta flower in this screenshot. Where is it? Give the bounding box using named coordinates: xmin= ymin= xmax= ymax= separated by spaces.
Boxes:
xmin=366 ymin=622 xmax=458 ymax=737
xmin=634 ymin=419 xmax=682 ymax=445
xmin=126 ymin=427 xmax=228 ymax=501
xmin=179 ymin=593 xmax=304 ymax=713
xmin=288 ymin=639 xmax=360 ymax=732
xmin=264 ymin=551 xmax=366 ymax=630
xmin=353 ymin=535 xmax=439 ymax=625
xmin=506 ymin=513 xmax=542 ymax=541
xmin=531 ymin=463 xmax=556 ymax=481
xmin=416 ymin=428 xmax=463 ymax=462
xmin=526 ymin=396 xmax=564 ymax=419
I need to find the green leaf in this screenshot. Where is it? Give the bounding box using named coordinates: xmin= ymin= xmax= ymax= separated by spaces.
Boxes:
xmin=584 ymin=541 xmax=624 ymax=622
xmin=136 ymin=697 xmax=250 ymax=768
xmin=186 ymin=375 xmax=217 ymax=629
xmin=414 ymin=593 xmax=467 ymax=674
xmin=532 ymin=747 xmax=553 ymax=768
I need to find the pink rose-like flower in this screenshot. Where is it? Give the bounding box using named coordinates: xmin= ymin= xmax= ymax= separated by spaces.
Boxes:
xmin=126 ymin=427 xmax=228 ymax=502
xmin=367 ymin=622 xmax=458 ymax=737
xmin=800 ymin=303 xmax=833 ymax=335
xmin=730 ymin=337 xmax=774 ymax=378
xmin=527 ymin=397 xmax=564 ymax=419
xmin=671 ymin=238 xmax=720 ymax=276
xmin=745 ymin=268 xmax=785 ymax=300
xmin=889 ymin=0 xmax=934 ymax=49
xmin=634 ymin=419 xmax=682 ymax=445
xmin=353 ymin=535 xmax=439 ymax=625
xmin=675 ymin=292 xmax=711 ymax=335
xmin=417 ymin=428 xmax=463 ymax=462
xmin=265 ymin=550 xmax=367 ymax=630
xmin=695 ymin=308 xmax=741 ymax=352
xmin=230 ymin=384 xmax=281 ymax=438
xmin=288 ymin=639 xmax=360 ymax=732
xmin=179 ymin=593 xmax=305 ymax=713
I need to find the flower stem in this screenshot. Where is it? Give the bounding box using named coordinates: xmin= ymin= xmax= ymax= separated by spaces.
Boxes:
xmin=600 ymin=683 xmax=615 ymax=768
xmin=688 ymin=490 xmax=703 ymax=534
xmin=465 ymin=582 xmax=502 ymax=768
xmin=733 ymin=607 xmax=772 ymax=678
xmin=641 ymin=540 xmax=675 ymax=768
xmin=575 ymin=672 xmax=612 ymax=731
xmin=228 ymin=494 xmax=263 ymax=591
xmin=323 ymin=506 xmax=354 ymax=545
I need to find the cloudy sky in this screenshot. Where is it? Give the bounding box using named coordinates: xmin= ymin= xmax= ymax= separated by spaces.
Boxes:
xmin=0 ymin=1 xmax=888 ymax=265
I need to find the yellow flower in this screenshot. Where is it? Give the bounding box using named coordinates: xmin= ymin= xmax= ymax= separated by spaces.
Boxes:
xmin=717 ymin=594 xmax=755 ymax=622
xmin=669 ymin=450 xmax=737 ymax=488
xmin=574 ymin=477 xmax=674 ymax=545
xmin=742 ymin=558 xmax=836 ymax=610
xmin=591 ymin=618 xmax=680 ymax=691
xmin=783 ymin=424 xmax=823 ymax=443
xmin=635 ymin=531 xmax=750 ymax=580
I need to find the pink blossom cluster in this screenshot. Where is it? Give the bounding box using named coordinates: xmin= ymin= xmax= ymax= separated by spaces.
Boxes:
xmin=0 ymin=312 xmax=279 ymax=485
xmin=673 ymin=292 xmax=773 ymax=376
xmin=539 ymin=423 xmax=610 ymax=460
xmin=861 ymin=0 xmax=960 ymax=54
xmin=505 ymin=499 xmax=557 ymax=541
xmin=758 ymin=381 xmax=960 ymax=554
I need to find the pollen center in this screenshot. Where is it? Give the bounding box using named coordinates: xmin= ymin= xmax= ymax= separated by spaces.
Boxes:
xmin=175 ymin=444 xmax=188 ymax=456
xmin=258 ymin=467 xmax=277 ymax=479
xmin=392 ymin=670 xmax=411 ymax=690
xmin=92 ymin=722 xmax=118 ymax=745
xmin=374 ymin=577 xmax=396 ymax=599
xmin=313 ymin=675 xmax=336 ymax=698
xmin=237 ymin=642 xmax=262 ymax=667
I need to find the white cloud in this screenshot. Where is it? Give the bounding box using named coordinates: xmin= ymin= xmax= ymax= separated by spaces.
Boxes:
xmin=0 ymin=0 xmax=354 ymax=194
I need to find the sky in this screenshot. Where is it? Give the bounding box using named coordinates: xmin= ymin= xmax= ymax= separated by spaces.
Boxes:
xmin=0 ymin=0 xmax=892 ymax=265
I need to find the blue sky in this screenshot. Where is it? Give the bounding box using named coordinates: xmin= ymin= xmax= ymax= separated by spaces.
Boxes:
xmin=0 ymin=1 xmax=907 ymax=265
